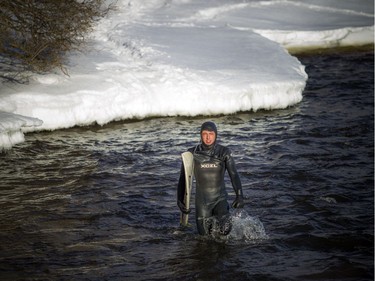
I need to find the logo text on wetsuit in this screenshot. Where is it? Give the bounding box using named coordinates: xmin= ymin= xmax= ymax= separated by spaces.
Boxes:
xmin=200 ymin=163 xmax=218 ymax=168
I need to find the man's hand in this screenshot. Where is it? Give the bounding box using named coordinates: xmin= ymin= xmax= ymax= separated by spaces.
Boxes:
xmin=178 ymin=201 xmax=191 ymax=214
xmin=232 ymin=196 xmax=244 ymax=208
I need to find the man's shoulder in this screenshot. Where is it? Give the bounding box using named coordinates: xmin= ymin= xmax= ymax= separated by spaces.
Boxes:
xmin=215 ymin=143 xmax=230 ymax=151
xmin=216 ymin=143 xmax=227 ymax=148
xmin=187 ymin=146 xmax=196 ymax=153
xmin=215 ymin=144 xmax=232 ymax=157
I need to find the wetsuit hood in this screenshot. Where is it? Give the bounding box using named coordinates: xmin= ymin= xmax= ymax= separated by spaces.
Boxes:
xmin=200 ymin=121 xmax=217 ymax=150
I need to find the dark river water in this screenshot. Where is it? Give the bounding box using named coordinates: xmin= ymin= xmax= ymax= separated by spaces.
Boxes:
xmin=0 ymin=48 xmax=373 ymax=281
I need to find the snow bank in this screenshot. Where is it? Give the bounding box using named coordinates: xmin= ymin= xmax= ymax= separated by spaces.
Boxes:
xmin=0 ymin=112 xmax=42 ymax=151
xmin=0 ymin=0 xmax=373 ymax=150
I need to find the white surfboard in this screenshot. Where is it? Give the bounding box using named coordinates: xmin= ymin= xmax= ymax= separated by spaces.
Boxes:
xmin=180 ymin=151 xmax=194 ymax=226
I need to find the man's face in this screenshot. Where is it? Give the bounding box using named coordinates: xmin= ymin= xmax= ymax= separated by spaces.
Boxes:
xmin=201 ymin=130 xmax=216 ymax=146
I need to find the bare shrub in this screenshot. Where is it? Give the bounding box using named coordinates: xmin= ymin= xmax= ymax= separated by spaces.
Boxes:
xmin=0 ymin=0 xmax=114 ymax=83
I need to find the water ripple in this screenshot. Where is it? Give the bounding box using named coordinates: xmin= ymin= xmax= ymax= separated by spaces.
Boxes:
xmin=0 ymin=50 xmax=373 ymax=280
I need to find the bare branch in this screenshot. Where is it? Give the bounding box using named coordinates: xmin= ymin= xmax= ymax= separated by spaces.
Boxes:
xmin=0 ymin=0 xmax=115 ymax=83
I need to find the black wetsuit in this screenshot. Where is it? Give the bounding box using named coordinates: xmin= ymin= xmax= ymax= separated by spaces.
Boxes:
xmin=177 ymin=143 xmax=243 ymax=235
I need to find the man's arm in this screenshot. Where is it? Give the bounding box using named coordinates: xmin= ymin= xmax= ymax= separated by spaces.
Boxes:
xmin=177 ymin=163 xmax=190 ymax=214
xmin=225 ymin=150 xmax=244 ymax=208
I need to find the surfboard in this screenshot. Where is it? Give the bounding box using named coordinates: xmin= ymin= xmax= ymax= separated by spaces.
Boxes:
xmin=180 ymin=151 xmax=194 ymax=226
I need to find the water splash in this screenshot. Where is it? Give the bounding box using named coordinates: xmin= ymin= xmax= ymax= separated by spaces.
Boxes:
xmin=228 ymin=209 xmax=268 ymax=241
xmin=204 ymin=209 xmax=268 ymax=243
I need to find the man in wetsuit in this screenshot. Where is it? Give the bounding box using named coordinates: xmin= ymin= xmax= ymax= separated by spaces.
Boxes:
xmin=177 ymin=121 xmax=244 ymax=235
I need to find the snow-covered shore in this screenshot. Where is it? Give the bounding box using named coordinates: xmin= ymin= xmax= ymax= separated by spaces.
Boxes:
xmin=0 ymin=0 xmax=373 ymax=150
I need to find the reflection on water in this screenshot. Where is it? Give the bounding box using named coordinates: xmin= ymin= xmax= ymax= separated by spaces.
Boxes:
xmin=0 ymin=49 xmax=373 ymax=280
